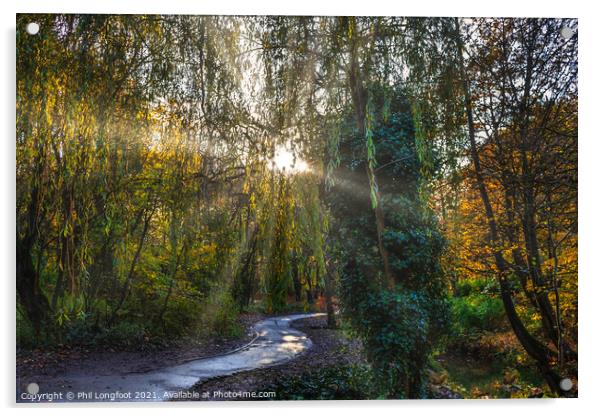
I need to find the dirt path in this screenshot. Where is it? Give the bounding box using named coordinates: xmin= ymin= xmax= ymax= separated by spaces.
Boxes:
xmin=17 ymin=313 xmax=324 ymax=403
xmin=17 ymin=313 xmax=263 ymax=380
xmin=186 ymin=314 xmax=366 ymax=401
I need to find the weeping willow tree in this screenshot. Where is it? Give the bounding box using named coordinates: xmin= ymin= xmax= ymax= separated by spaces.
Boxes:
xmin=229 ymin=162 xmax=328 ymax=313
xmin=249 ymin=16 xmax=467 ymax=397
xmin=16 ymin=14 xmax=289 ymax=342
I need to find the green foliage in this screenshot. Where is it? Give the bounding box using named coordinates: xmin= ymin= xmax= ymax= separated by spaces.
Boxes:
xmin=243 ymin=298 xmax=321 ymax=315
xmin=264 ymin=181 xmax=293 ymax=313
xmin=448 ymin=278 xmax=506 ymax=337
xmin=451 ymin=294 xmax=506 ymax=336
xmin=64 ymin=320 xmax=100 ymax=345
xmin=95 ymin=322 xmax=147 ymax=349
xmin=209 ymin=289 xmax=245 ymax=339
xmin=59 ymin=320 xmax=147 ymax=349
xmin=267 ymin=364 xmax=376 ymax=400
xmin=453 ymin=278 xmax=497 ymax=297
xmin=332 ymin=86 xmax=450 ymax=398
xmin=365 ymin=89 xmax=379 ymax=210
xmin=16 ymin=311 xmax=37 ymax=349
xmin=340 ymin=266 xmax=448 ymax=398
xmin=158 ymin=293 xmax=207 ymax=337
xmin=16 ymin=14 xmax=260 ymax=347
xmin=437 ymin=351 xmax=550 ymax=398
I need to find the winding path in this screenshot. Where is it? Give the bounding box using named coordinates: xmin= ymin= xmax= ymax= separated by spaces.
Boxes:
xmin=18 ymin=313 xmax=324 ymax=402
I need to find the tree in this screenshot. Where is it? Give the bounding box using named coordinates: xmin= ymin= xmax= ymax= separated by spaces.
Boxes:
xmin=451 ymin=17 xmax=577 ymax=395
xmin=329 ymin=86 xmax=448 ymax=398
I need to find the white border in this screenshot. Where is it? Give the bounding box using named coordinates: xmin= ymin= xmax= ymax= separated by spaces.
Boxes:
xmin=9 ymin=0 xmax=585 ymax=17
xmin=2 ymin=1 xmax=600 ymax=415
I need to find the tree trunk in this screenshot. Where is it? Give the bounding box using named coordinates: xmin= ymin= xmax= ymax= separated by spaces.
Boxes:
xmin=157 ymin=236 xmax=185 ymax=326
xmin=109 ymin=208 xmax=153 ymax=326
xmin=324 ymin=269 xmax=336 ymax=328
xmin=291 ymin=252 xmax=303 ymax=302
xmin=346 ymin=17 xmax=394 ymax=289
xmin=17 ymin=234 xmax=51 ymax=336
xmin=17 ymin=181 xmax=51 ymax=335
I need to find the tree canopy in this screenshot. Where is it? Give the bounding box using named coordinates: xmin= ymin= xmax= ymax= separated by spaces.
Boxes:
xmin=16 ymin=15 xmax=577 ymax=398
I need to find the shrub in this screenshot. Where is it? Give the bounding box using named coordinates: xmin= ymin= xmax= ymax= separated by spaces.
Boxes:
xmin=159 ymin=295 xmax=205 ymax=337
xmin=95 ymin=321 xmax=147 ymax=348
xmin=193 ymin=286 xmax=244 ymax=339
xmin=451 ymin=293 xmax=506 ymax=336
xmin=454 ymin=278 xmax=497 ymax=297
xmin=212 ymin=292 xmax=243 ymax=338
xmin=268 ymin=364 xmax=376 ymax=400
xmin=65 ymin=319 xmax=98 ymax=345
xmin=16 ymin=311 xmax=37 ymax=349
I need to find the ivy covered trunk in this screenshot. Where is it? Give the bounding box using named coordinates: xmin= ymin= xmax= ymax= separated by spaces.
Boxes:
xmin=330 ymin=86 xmax=449 ymax=398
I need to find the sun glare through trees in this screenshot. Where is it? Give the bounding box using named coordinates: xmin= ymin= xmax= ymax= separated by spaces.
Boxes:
xmin=16 ymin=15 xmax=577 ymax=401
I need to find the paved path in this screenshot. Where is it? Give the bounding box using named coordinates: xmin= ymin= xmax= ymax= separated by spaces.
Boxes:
xmin=18 ymin=313 xmax=324 ymax=402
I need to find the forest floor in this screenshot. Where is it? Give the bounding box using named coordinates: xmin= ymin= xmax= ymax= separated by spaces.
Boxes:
xmin=434 ymin=345 xmax=547 ymax=399
xmin=18 ymin=313 xmax=543 ymax=401
xmin=182 ymin=316 xmax=540 ymax=400
xmin=17 ymin=313 xmax=263 ymax=382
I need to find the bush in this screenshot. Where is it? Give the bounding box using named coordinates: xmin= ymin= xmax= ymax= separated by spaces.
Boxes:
xmin=159 ymin=295 xmax=205 ymax=337
xmin=65 ymin=319 xmax=98 ymax=345
xmin=16 ymin=311 xmax=37 ymax=349
xmin=451 ymin=293 xmax=506 ymax=336
xmin=95 ymin=321 xmax=147 ymax=348
xmin=454 ymin=278 xmax=497 ymax=297
xmin=211 ymin=292 xmax=243 ymax=338
xmin=268 ymin=364 xmax=376 ymax=400
xmin=156 ymin=284 xmax=244 ymax=340
xmin=192 ymin=286 xmax=244 ymax=339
